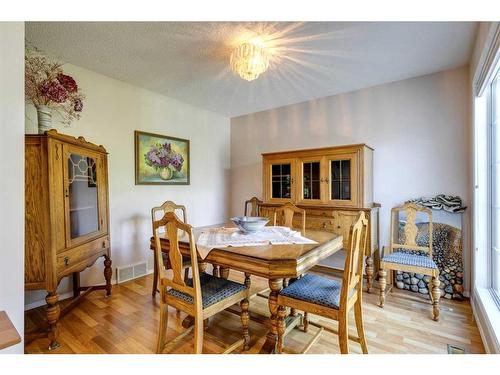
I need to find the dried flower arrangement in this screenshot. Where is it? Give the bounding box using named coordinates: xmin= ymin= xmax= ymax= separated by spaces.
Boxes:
xmin=25 ymin=45 xmax=85 ymax=131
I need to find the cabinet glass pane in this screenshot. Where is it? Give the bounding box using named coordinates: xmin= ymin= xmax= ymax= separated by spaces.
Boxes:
xmin=271 ymin=163 xmax=292 ymax=199
xmin=331 ymin=160 xmax=351 ymax=200
xmin=303 ymin=161 xmax=320 ymax=199
xmin=68 ymin=154 xmax=99 ymax=238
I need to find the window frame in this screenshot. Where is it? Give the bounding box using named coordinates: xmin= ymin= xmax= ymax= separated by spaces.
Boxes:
xmin=487 ymin=70 xmax=500 ymax=308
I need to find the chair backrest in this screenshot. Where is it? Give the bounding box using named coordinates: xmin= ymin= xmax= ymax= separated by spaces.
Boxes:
xmin=152 ymin=211 xmax=202 ymax=313
xmin=273 ymin=202 xmax=306 ymax=235
xmin=340 ymin=211 xmax=369 ymax=302
xmin=244 ymin=196 xmax=263 ymax=217
xmin=152 ymin=200 xmax=187 ymax=226
xmin=390 ymin=202 xmax=433 ymax=257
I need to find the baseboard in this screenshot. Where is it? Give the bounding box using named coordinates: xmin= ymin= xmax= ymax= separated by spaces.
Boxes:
xmin=25 ymin=291 xmax=74 ymax=311
xmin=471 ymin=287 xmax=500 ymax=353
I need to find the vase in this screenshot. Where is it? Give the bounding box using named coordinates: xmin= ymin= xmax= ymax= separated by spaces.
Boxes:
xmin=35 ymin=105 xmax=52 ymax=134
xmin=159 ymin=166 xmax=174 ymax=180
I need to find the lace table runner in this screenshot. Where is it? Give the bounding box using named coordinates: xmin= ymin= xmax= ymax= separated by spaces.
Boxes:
xmin=196 ymin=226 xmax=317 ymax=259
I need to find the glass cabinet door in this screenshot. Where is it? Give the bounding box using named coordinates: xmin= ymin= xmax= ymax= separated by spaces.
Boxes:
xmin=327 ymin=153 xmax=358 ymax=207
xmin=331 ymin=159 xmax=351 ymax=200
xmin=300 ymin=160 xmax=321 ymax=201
xmin=271 ymin=163 xmax=292 ymax=199
xmin=65 ymin=149 xmax=105 ymax=244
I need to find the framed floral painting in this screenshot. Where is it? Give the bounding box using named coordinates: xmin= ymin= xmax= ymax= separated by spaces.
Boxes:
xmin=134 ymin=130 xmax=190 ymax=185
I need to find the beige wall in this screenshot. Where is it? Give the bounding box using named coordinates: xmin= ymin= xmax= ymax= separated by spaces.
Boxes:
xmin=230 ymin=66 xmax=472 ymax=293
xmin=0 ymin=22 xmax=25 ymax=353
xmin=25 ymin=63 xmax=230 ymax=306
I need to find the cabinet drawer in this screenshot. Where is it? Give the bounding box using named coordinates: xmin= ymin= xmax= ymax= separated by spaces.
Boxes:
xmin=57 ymin=236 xmax=109 ymax=276
xmin=301 ymin=217 xmax=336 ymax=232
xmin=304 ymin=209 xmax=334 ymax=218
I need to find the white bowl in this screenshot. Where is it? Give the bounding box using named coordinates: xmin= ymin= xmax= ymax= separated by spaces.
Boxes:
xmin=230 ymin=216 xmax=269 ymax=233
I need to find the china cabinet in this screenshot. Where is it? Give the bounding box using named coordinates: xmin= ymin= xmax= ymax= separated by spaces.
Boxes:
xmin=260 ymin=144 xmax=379 ymax=290
xmin=25 ymin=130 xmax=112 ymax=350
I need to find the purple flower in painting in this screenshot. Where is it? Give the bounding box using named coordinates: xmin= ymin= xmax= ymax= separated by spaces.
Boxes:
xmin=73 ymin=98 xmax=83 ymax=112
xmin=39 ymin=80 xmax=68 ymax=103
xmin=144 ymin=141 xmax=184 ymax=172
xmin=162 ymin=142 xmax=171 ymax=154
xmin=170 ymin=153 xmax=184 ymax=171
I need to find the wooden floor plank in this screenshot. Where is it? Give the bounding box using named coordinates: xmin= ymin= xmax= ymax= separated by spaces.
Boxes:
xmin=25 ymin=273 xmax=485 ymax=354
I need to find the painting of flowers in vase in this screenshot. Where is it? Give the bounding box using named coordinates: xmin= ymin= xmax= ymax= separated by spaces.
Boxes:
xmin=135 ymin=130 xmax=190 ymax=185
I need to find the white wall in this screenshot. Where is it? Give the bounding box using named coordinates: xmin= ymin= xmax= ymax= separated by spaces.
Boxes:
xmin=25 ymin=63 xmax=231 ymax=306
xmin=230 ymin=66 xmax=472 ymax=293
xmin=0 ymin=22 xmax=25 ymax=354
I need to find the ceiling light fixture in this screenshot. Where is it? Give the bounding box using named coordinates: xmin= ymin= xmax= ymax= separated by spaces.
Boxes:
xmin=230 ymin=39 xmax=270 ymax=81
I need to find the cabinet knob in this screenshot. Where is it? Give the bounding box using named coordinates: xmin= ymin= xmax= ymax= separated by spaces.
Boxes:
xmin=337 ymin=225 xmax=341 ymax=229
xmin=64 ymin=256 xmax=70 ymax=266
xmin=322 ymin=223 xmax=327 ymax=229
xmin=102 ymin=241 xmax=107 ymax=248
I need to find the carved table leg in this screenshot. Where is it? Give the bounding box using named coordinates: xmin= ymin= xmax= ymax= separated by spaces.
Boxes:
xmin=220 ymin=266 xmax=230 ymax=280
xmin=104 ymin=255 xmax=112 ymax=297
xmin=365 ymin=255 xmax=374 ymax=293
xmin=240 ymin=298 xmax=250 ymax=351
xmin=431 ymin=276 xmax=441 ymax=321
xmin=46 ymin=292 xmax=60 ymax=350
xmin=213 ymin=264 xmax=220 ymax=277
xmin=276 ymin=305 xmax=287 ymax=354
xmin=199 ymin=261 xmax=208 ymax=274
xmin=244 ymin=273 xmax=251 ymax=289
xmin=259 ymin=278 xmax=283 ymax=354
xmin=379 ymin=269 xmax=387 ymax=308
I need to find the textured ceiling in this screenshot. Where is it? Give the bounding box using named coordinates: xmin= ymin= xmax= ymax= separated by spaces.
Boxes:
xmin=26 ymin=22 xmax=477 ymax=118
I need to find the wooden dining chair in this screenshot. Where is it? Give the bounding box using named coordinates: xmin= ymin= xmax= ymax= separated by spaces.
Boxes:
xmin=244 ymin=196 xmax=263 ymax=216
xmin=273 ymin=202 xmax=306 ymax=235
xmin=153 ymin=211 xmax=251 ymax=354
xmin=276 ymin=211 xmax=369 ymax=354
xmin=378 ymin=202 xmax=440 ymax=321
xmin=151 ymin=201 xmax=191 ymax=298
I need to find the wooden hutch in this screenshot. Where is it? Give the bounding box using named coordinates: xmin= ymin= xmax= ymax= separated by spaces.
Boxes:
xmin=25 ymin=130 xmax=112 ymax=350
xmin=259 ymin=144 xmax=380 ymax=290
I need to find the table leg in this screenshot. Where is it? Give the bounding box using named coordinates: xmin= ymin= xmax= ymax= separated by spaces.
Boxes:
xmin=365 ymin=255 xmax=374 ymax=293
xmin=220 ymin=266 xmax=230 ymax=279
xmin=213 ymin=264 xmax=220 ymax=277
xmin=259 ymin=278 xmax=283 ymax=354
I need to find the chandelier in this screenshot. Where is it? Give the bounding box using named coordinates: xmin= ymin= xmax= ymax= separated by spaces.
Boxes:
xmin=230 ymin=40 xmax=270 ymax=81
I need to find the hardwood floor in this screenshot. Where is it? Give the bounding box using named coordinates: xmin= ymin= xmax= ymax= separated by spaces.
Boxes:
xmin=25 ymin=272 xmax=485 ymax=354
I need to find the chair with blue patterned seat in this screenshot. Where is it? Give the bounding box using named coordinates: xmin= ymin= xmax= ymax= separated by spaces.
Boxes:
xmin=378 ymin=202 xmax=440 ymax=321
xmin=276 ymin=211 xmax=369 ymax=354
xmin=152 ymin=211 xmax=251 ymax=354
xmin=151 ymin=201 xmax=192 ymax=298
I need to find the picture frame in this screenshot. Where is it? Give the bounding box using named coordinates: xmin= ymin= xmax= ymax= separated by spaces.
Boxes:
xmin=134 ymin=130 xmax=190 ymax=185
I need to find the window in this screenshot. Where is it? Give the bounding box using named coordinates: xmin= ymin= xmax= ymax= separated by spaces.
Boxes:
xmin=489 ymin=70 xmax=500 ymax=303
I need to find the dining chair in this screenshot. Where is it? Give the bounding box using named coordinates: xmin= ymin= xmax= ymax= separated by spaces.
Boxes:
xmin=273 ymin=202 xmax=306 ymax=235
xmin=151 ymin=201 xmax=191 ymax=298
xmin=153 ymin=211 xmax=251 ymax=354
xmin=378 ymin=202 xmax=440 ymax=321
xmin=244 ymin=196 xmax=263 ymax=216
xmin=276 ymin=211 xmax=369 ymax=354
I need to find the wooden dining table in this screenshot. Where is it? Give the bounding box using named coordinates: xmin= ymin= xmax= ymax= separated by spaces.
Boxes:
xmin=150 ymin=222 xmax=343 ymax=353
